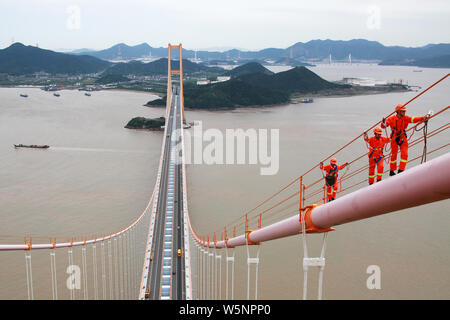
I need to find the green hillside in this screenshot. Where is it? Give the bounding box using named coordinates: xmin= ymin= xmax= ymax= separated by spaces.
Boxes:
xmin=224 ymin=62 xmax=274 ymax=78
xmin=236 ymin=66 xmax=348 ymax=94
xmin=125 ymin=117 xmax=165 ymax=129
xmin=0 ymin=43 xmax=111 ymax=75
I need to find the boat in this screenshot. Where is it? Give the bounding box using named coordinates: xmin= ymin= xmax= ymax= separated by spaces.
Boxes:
xmin=85 ymin=93 xmax=91 ymax=96
xmin=300 ymin=98 xmax=314 ymax=103
xmin=20 ymin=94 xmax=28 ymax=98
xmin=14 ymin=144 xmax=50 ymax=149
xmin=53 ymin=93 xmax=60 ymax=97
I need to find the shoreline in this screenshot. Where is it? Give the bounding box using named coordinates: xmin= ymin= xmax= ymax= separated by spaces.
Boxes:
xmin=0 ymin=85 xmax=164 ymax=97
xmin=145 ymin=85 xmax=410 ymax=111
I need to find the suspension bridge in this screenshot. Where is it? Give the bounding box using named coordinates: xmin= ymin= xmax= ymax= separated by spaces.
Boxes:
xmin=0 ymin=44 xmax=449 ymax=300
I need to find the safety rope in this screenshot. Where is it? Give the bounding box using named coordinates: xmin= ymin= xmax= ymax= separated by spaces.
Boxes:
xmin=415 ymin=118 xmax=429 ymax=163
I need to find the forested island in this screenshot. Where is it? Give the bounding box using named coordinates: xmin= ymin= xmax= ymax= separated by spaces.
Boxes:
xmin=146 ymin=63 xmax=409 ymax=110
xmin=125 ymin=116 xmax=165 ymax=130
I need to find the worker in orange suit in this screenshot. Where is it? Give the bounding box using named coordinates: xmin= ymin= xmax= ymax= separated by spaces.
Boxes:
xmin=364 ymin=127 xmax=391 ymax=185
xmin=320 ymin=158 xmax=348 ymax=202
xmin=381 ymin=104 xmax=430 ymax=175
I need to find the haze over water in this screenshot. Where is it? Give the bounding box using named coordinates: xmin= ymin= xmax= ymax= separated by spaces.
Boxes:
xmin=0 ymin=64 xmax=448 ymax=299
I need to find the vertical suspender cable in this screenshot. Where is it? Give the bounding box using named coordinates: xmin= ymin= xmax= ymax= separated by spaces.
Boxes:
xmin=68 ymin=247 xmax=74 ymax=300
xmin=119 ymin=234 xmax=124 ymax=299
xmin=50 ymin=250 xmax=58 ymax=300
xmin=108 ymin=239 xmax=113 ymax=299
xmin=301 ymin=210 xmax=308 ymax=300
xmin=114 ymin=237 xmax=119 ymax=299
xmin=122 ymin=234 xmax=128 ymax=299
xmin=205 ymin=249 xmax=207 ymax=300
xmin=81 ymin=245 xmax=88 ymax=300
xmin=128 ymin=232 xmax=132 ymax=299
xmin=197 ymin=245 xmax=200 ymax=300
xmin=92 ymin=244 xmax=99 ymax=300
xmin=218 ymin=254 xmax=222 ymax=300
xmin=317 ymin=233 xmax=328 ymax=300
xmin=214 ymin=252 xmax=217 ymax=299
xmin=24 ymin=251 xmax=34 ymax=300
xmin=101 ymin=241 xmax=106 ymax=300
xmin=130 ymin=228 xmax=135 ymax=299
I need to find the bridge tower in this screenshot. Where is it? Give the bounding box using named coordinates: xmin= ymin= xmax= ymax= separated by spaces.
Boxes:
xmin=167 ymin=43 xmax=186 ymax=121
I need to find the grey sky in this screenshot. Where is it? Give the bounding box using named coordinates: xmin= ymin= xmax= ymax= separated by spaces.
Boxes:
xmin=1 ymin=0 xmax=449 ymax=51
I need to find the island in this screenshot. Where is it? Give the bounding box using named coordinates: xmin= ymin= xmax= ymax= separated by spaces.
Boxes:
xmin=125 ymin=116 xmax=165 ymax=131
xmin=145 ymin=63 xmax=409 ymax=110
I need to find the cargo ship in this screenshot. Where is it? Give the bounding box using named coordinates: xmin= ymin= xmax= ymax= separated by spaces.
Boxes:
xmin=14 ymin=144 xmax=50 ymax=149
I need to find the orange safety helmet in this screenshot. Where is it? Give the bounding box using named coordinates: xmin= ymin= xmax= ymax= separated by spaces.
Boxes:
xmin=395 ymin=104 xmax=406 ymax=112
xmin=330 ymin=158 xmax=337 ymax=165
xmin=373 ymin=127 xmax=382 ymax=134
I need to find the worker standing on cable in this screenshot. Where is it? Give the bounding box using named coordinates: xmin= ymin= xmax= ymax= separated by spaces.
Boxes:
xmin=320 ymin=158 xmax=348 ymax=202
xmin=364 ymin=127 xmax=390 ymax=185
xmin=381 ymin=104 xmax=430 ymax=175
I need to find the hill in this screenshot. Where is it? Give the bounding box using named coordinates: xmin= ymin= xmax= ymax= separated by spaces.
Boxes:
xmin=287 ymin=39 xmax=450 ymax=61
xmin=146 ymin=63 xmax=347 ymax=109
xmin=379 ymin=54 xmax=450 ymax=68
xmin=182 ymin=79 xmax=289 ymax=109
xmin=236 ymin=66 xmax=347 ymax=94
xmin=76 ymin=43 xmax=153 ymax=60
xmin=224 ymin=62 xmax=274 ymax=78
xmin=75 ymin=40 xmax=450 ymax=63
xmin=273 ymin=58 xmax=315 ymax=67
xmin=125 ymin=116 xmax=165 ymax=130
xmin=103 ymin=58 xmax=224 ymax=76
xmin=0 ymin=43 xmax=111 ymax=75
xmin=95 ymin=74 xmax=130 ymax=84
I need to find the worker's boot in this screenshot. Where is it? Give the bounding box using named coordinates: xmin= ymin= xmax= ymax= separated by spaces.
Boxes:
xmin=398 ymin=169 xmax=403 ymax=174
xmin=389 ymin=171 xmax=396 ymax=176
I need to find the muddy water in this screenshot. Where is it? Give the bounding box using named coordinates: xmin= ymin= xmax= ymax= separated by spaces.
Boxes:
xmin=0 ymin=64 xmax=448 ymax=299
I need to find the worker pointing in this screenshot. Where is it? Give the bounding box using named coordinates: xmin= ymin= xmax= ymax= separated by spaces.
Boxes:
xmin=320 ymin=158 xmax=348 ymax=202
xmin=381 ymin=104 xmax=430 ymax=175
xmin=364 ymin=127 xmax=390 ymax=185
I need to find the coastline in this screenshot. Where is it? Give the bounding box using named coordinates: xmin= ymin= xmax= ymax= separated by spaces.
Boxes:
xmin=145 ymin=85 xmax=410 ymax=111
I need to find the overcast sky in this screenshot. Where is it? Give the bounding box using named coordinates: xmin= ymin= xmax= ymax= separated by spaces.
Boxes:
xmin=1 ymin=0 xmax=449 ymax=52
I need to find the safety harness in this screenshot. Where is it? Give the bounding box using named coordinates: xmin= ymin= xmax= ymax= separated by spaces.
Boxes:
xmin=368 ymin=148 xmax=384 ymax=164
xmin=390 ymin=129 xmax=407 ymax=146
xmin=325 ymin=166 xmax=338 ymax=187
